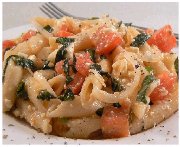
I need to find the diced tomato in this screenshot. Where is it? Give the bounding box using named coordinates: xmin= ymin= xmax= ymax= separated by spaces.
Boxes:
xmin=67 ymin=72 xmax=85 ymax=95
xmin=91 ymin=26 xmax=124 ymax=55
xmin=55 ymin=60 xmax=64 ymax=75
xmin=75 ymin=52 xmax=93 ymax=76
xmin=3 ymin=40 xmax=16 ymax=50
xmin=147 ymin=25 xmax=176 ymax=52
xmin=22 ymin=30 xmax=36 ymax=41
xmin=101 ymin=106 xmax=130 ymax=138
xmin=145 ymin=28 xmax=154 ymax=35
xmin=3 ymin=40 xmax=16 ymax=56
xmin=56 ymin=31 xmax=74 ymax=37
xmin=150 ymin=72 xmax=176 ymax=102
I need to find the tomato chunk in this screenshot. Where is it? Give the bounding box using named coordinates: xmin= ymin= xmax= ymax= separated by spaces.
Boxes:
xmin=67 ymin=72 xmax=85 ymax=95
xmin=91 ymin=26 xmax=124 ymax=55
xmin=3 ymin=40 xmax=16 ymax=50
xmin=75 ymin=52 xmax=93 ymax=76
xmin=150 ymin=72 xmax=176 ymax=102
xmin=147 ymin=25 xmax=176 ymax=52
xmin=101 ymin=106 xmax=130 ymax=138
xmin=56 ymin=31 xmax=74 ymax=37
xmin=22 ymin=30 xmax=36 ymax=41
xmin=55 ymin=60 xmax=64 ymax=75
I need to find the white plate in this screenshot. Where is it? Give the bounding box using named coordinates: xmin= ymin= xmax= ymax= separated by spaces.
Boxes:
xmin=2 ymin=25 xmax=179 ymax=145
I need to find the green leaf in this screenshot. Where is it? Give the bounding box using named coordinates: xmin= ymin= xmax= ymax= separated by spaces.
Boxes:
xmin=131 ymin=33 xmax=150 ymax=47
xmin=66 ymin=75 xmax=73 ymax=84
xmin=137 ymin=75 xmax=156 ymax=104
xmin=3 ymin=55 xmax=36 ymax=82
xmin=72 ymin=54 xmax=77 ymax=73
xmin=174 ymin=57 xmax=178 ymax=76
xmin=86 ymin=49 xmax=96 ymax=62
xmin=58 ymin=88 xmax=75 ymax=101
xmin=145 ymin=66 xmax=153 ymax=73
xmin=43 ymin=25 xmax=54 ymax=33
xmin=96 ymin=108 xmax=104 ymax=116
xmin=16 ymin=81 xmax=28 ymax=100
xmin=56 ymin=37 xmax=75 ymax=45
xmin=111 ymin=78 xmax=124 ymax=92
xmin=55 ymin=46 xmax=67 ymax=64
xmin=37 ymin=90 xmax=55 ymax=101
xmin=124 ymin=23 xmax=132 ymax=27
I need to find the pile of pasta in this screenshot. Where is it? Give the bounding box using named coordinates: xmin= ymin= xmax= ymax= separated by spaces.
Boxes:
xmin=3 ymin=15 xmax=178 ymax=139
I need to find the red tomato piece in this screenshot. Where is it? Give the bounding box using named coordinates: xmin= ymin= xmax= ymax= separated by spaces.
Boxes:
xmin=3 ymin=40 xmax=16 ymax=50
xmin=22 ymin=30 xmax=36 ymax=41
xmin=67 ymin=72 xmax=85 ymax=95
xmin=101 ymin=106 xmax=130 ymax=138
xmin=147 ymin=25 xmax=176 ymax=52
xmin=56 ymin=31 xmax=74 ymax=37
xmin=75 ymin=52 xmax=93 ymax=76
xmin=150 ymin=72 xmax=176 ymax=102
xmin=55 ymin=60 xmax=64 ymax=75
xmin=91 ymin=26 xmax=124 ymax=55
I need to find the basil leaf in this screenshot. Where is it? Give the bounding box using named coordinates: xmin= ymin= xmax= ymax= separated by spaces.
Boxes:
xmin=43 ymin=25 xmax=53 ymax=33
xmin=131 ymin=33 xmax=150 ymax=47
xmin=55 ymin=46 xmax=67 ymax=64
xmin=137 ymin=75 xmax=156 ymax=104
xmin=124 ymin=23 xmax=132 ymax=27
xmin=111 ymin=78 xmax=124 ymax=92
xmin=16 ymin=81 xmax=28 ymax=100
xmin=96 ymin=108 xmax=104 ymax=116
xmin=66 ymin=75 xmax=73 ymax=84
xmin=3 ymin=55 xmax=36 ymax=82
xmin=37 ymin=90 xmax=55 ymax=101
xmin=174 ymin=57 xmax=178 ymax=76
xmin=56 ymin=37 xmax=75 ymax=45
xmin=72 ymin=54 xmax=77 ymax=73
xmin=86 ymin=49 xmax=96 ymax=62
xmin=58 ymin=88 xmax=74 ymax=101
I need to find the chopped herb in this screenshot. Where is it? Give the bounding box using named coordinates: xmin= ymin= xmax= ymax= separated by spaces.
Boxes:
xmin=56 ymin=37 xmax=75 ymax=45
xmin=113 ymin=102 xmax=121 ymax=108
xmin=137 ymin=75 xmax=156 ymax=104
xmin=174 ymin=57 xmax=178 ymax=76
xmin=37 ymin=90 xmax=55 ymax=101
xmin=90 ymin=63 xmax=102 ymax=71
xmin=43 ymin=25 xmax=53 ymax=33
xmin=42 ymin=60 xmax=54 ymax=70
xmin=96 ymin=108 xmax=104 ymax=116
xmin=124 ymin=23 xmax=132 ymax=27
xmin=3 ymin=55 xmax=36 ymax=82
xmin=72 ymin=54 xmax=77 ymax=73
xmin=63 ymin=58 xmax=70 ymax=75
xmin=130 ymin=33 xmax=150 ymax=47
xmin=100 ymin=55 xmax=107 ymax=60
xmin=16 ymin=81 xmax=28 ymax=100
xmin=66 ymin=75 xmax=73 ymax=84
xmin=55 ymin=46 xmax=67 ymax=64
xmin=86 ymin=49 xmax=96 ymax=62
xmin=111 ymin=78 xmax=124 ymax=92
xmin=145 ymin=66 xmax=153 ymax=73
xmin=58 ymin=88 xmax=74 ymax=101
xmin=88 ymin=17 xmax=99 ymax=20
xmin=59 ymin=117 xmax=69 ymax=124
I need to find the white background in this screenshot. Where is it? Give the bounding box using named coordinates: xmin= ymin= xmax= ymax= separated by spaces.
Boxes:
xmin=3 ymin=2 xmax=178 ymax=33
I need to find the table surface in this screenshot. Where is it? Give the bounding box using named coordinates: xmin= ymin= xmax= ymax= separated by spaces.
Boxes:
xmin=3 ymin=2 xmax=178 ymax=33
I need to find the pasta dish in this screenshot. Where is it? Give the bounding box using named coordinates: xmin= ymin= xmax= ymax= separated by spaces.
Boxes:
xmin=3 ymin=15 xmax=178 ymax=139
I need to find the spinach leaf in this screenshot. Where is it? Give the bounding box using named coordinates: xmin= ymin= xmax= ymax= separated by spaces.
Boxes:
xmin=111 ymin=78 xmax=124 ymax=92
xmin=137 ymin=75 xmax=156 ymax=104
xmin=96 ymin=108 xmax=104 ymax=116
xmin=43 ymin=25 xmax=54 ymax=33
xmin=55 ymin=46 xmax=67 ymax=64
xmin=58 ymin=88 xmax=74 ymax=101
xmin=37 ymin=90 xmax=55 ymax=101
xmin=86 ymin=49 xmax=96 ymax=62
xmin=16 ymin=81 xmax=28 ymax=100
xmin=3 ymin=55 xmax=36 ymax=82
xmin=72 ymin=54 xmax=77 ymax=73
xmin=130 ymin=33 xmax=150 ymax=47
xmin=56 ymin=37 xmax=75 ymax=45
xmin=174 ymin=57 xmax=178 ymax=76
